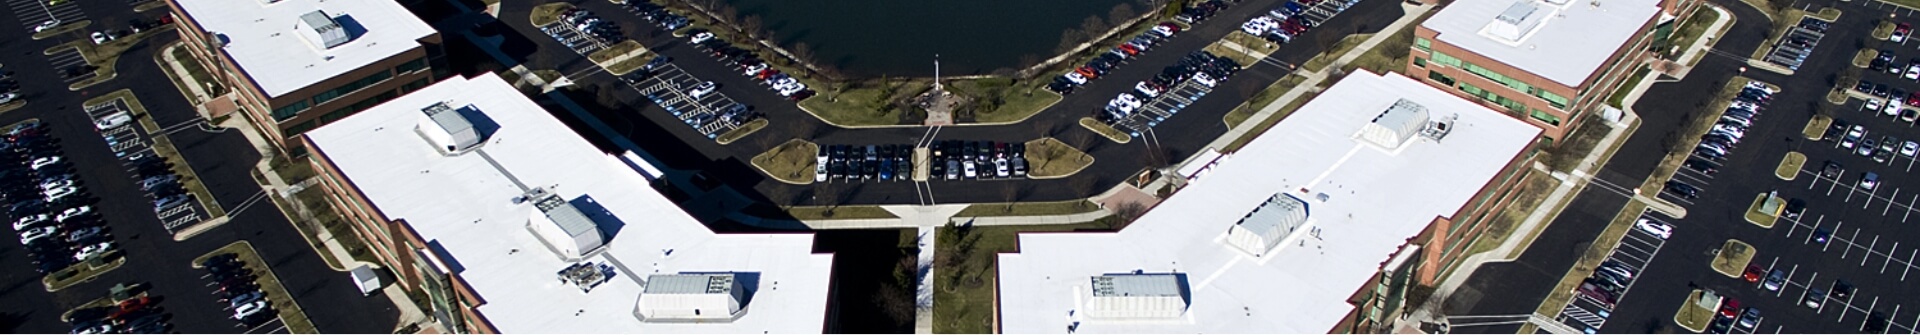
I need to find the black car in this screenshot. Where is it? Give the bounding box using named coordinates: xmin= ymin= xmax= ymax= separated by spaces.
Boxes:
xmin=1832 ymin=280 xmax=1853 ymax=299
xmin=1783 ymin=198 xmax=1806 ymax=220
xmin=1683 ymin=158 xmax=1717 ymax=174
xmin=1664 ymin=180 xmax=1700 ymax=198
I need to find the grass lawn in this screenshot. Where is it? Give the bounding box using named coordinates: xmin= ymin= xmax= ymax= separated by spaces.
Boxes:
xmin=98 ymin=90 xmax=226 ymax=219
xmin=798 ymin=78 xmax=931 ymax=126
xmin=953 ymin=199 xmax=1100 ymax=217
xmin=1667 ymin=8 xmax=1721 ymax=57
xmin=1463 ymin=172 xmax=1558 ymax=257
xmin=1203 ymin=42 xmax=1263 ymax=69
xmin=1340 ymin=9 xmax=1432 ymax=75
xmin=1078 ymin=117 xmax=1131 ymax=143
xmin=1776 ymin=152 xmax=1804 ymax=180
xmin=1224 ymin=31 xmax=1280 ymax=56
xmin=1748 ymin=9 xmax=1809 ymax=60
xmin=1224 ymin=90 xmax=1319 ymax=152
xmin=605 ymin=54 xmax=652 ymax=76
xmin=1023 ymin=137 xmax=1093 ymax=179
xmin=198 ymin=241 xmax=318 ymax=333
xmin=530 ymin=2 xmax=574 ymax=27
xmin=1803 ymin=115 xmax=1831 ymax=140
xmin=1875 ymin=21 xmax=1897 ymax=40
xmin=31 ymin=19 xmax=89 ymax=40
xmin=1710 ymin=240 xmax=1754 ymax=278
xmin=715 ymin=118 xmax=768 ymax=145
xmin=1813 ymin=7 xmax=1841 ymax=21
xmin=945 ymin=77 xmax=1063 ymax=124
xmin=933 ymin=220 xmax=1115 ymax=334
xmin=1302 ymin=34 xmax=1368 ymax=72
xmin=1675 ymin=290 xmax=1716 ymax=332
xmin=1607 ymin=66 xmax=1651 ymax=108
xmin=750 ymin=139 xmax=817 ymax=185
xmin=784 ymin=205 xmax=898 ymax=220
xmin=1223 ymin=75 xmax=1305 ymax=128
xmin=170 ymin=45 xmax=226 ymax=97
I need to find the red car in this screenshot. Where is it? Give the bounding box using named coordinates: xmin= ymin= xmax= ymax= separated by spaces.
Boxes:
xmin=1742 ymin=265 xmax=1764 ymax=283
xmin=1075 ymin=67 xmax=1100 ymax=80
xmin=1158 ymin=22 xmax=1183 ymax=33
xmin=109 ymin=296 xmax=153 ymax=319
xmin=1718 ymin=298 xmax=1741 ymax=319
xmin=1118 ymin=44 xmax=1140 ymax=56
xmin=1903 ymin=91 xmax=1920 ymax=106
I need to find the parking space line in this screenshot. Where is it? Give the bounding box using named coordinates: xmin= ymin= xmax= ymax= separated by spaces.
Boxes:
xmin=1905 ymin=249 xmax=1916 ymax=281
xmin=1862 ymin=187 xmax=1881 ymax=209
xmin=1867 ymin=236 xmax=1881 ymax=266
xmin=1779 ymin=264 xmax=1799 ymax=297
xmin=1888 ymin=242 xmax=1900 ymax=274
xmin=1889 ymin=189 xmax=1903 ymax=215
xmin=1907 ymin=194 xmax=1918 ymax=223
xmin=1844 ymin=228 xmax=1863 ymax=259
xmin=1865 ymin=297 xmax=1881 ymax=330
xmin=1802 ymin=271 xmax=1820 ymax=311
xmin=1841 ymin=293 xmax=1858 ymax=324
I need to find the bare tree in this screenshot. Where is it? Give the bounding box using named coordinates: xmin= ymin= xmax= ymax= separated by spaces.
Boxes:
xmin=1068 ymin=176 xmax=1098 ymax=208
xmin=790 ymin=120 xmax=821 ymax=140
xmin=717 ymin=4 xmax=739 ymax=25
xmin=741 ymin=15 xmax=765 ymax=39
xmin=1031 ymin=120 xmax=1057 ymax=138
xmin=872 ymin=281 xmax=915 ymax=327
xmin=1080 ymin=16 xmax=1110 ymax=41
xmin=1108 ymin=3 xmax=1138 ymax=28
xmin=1111 ymin=201 xmax=1149 ymax=229
xmin=1055 ymin=29 xmax=1085 ymax=54
xmin=1001 ymin=183 xmax=1021 ymax=212
xmin=814 ymin=182 xmax=844 ymax=217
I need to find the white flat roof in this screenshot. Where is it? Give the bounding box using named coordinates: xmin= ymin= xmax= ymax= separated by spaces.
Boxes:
xmin=306 ymin=74 xmax=835 ymax=333
xmin=995 ymin=71 xmax=1540 ymax=333
xmin=176 ymin=0 xmax=435 ymax=97
xmin=1422 ymin=0 xmax=1663 ymax=87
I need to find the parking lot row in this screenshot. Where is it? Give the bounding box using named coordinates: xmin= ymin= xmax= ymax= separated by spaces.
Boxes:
xmin=1556 ymin=211 xmax=1673 ymax=332
xmin=82 ymin=100 xmax=204 ymax=232
xmin=627 ymin=64 xmax=756 ymax=139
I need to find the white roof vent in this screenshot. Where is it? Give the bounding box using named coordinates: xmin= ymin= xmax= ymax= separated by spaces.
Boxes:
xmin=1484 ymin=1 xmax=1548 ymax=43
xmin=294 ymin=10 xmax=351 ymax=49
xmin=635 ymin=273 xmax=748 ymax=322
xmin=525 ymin=193 xmax=605 ymax=261
xmin=1358 ymin=99 xmax=1431 ymax=150
xmin=414 ymin=101 xmax=490 ymax=156
xmin=1226 ymin=193 xmax=1310 ymax=258
xmin=1085 ymin=273 xmax=1190 ymax=319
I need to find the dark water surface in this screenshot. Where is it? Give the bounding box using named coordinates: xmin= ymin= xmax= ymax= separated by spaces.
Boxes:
xmin=727 ymin=0 xmax=1137 ymax=78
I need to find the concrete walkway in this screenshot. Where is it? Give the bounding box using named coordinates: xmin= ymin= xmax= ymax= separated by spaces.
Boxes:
xmin=1203 ymin=1 xmax=1433 ymax=151
xmin=1392 ymin=4 xmax=1732 ymax=332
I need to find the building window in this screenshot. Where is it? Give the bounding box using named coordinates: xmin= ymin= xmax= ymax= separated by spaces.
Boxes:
xmin=1414 ymin=37 xmax=1431 ymax=51
xmin=1530 ymin=109 xmax=1563 ymax=126
xmin=401 ymin=78 xmax=430 ymax=94
xmin=271 ymin=100 xmax=310 ymax=122
xmin=1413 ymin=57 xmax=1427 ymax=67
xmin=321 ymin=108 xmax=352 ymax=124
xmin=1427 ymin=71 xmax=1456 ymax=87
xmin=314 ymin=70 xmax=395 ymax=105
xmin=1431 ymin=51 xmax=1462 ymax=67
xmin=395 ymin=58 xmax=428 ymax=74
xmin=283 ymin=120 xmax=318 ymax=135
xmin=1536 ymin=90 xmax=1571 ymax=109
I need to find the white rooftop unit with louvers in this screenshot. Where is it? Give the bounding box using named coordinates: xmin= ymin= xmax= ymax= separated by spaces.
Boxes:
xmin=1358 ymin=99 xmax=1431 ymax=149
xmin=173 ymin=0 xmax=435 ymax=97
xmin=636 ymin=273 xmax=749 ymax=322
xmin=303 ymin=73 xmax=834 ymax=333
xmin=1421 ymin=0 xmax=1665 ymax=86
xmin=994 ymin=71 xmax=1540 ymax=333
xmin=1225 ymin=193 xmax=1311 ymax=258
xmin=1085 ymin=273 xmax=1190 ymax=320
xmin=294 ymin=10 xmax=350 ymax=49
xmin=414 ymin=101 xmax=487 ymax=156
xmin=526 ymin=192 xmax=605 ymax=261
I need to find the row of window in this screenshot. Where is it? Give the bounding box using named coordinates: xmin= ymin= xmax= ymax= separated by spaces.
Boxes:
xmin=270 ymin=57 xmax=430 ymax=121
xmin=1420 ymin=47 xmax=1570 ymax=109
xmin=1428 ymin=71 xmax=1562 ymax=126
xmin=281 ymin=78 xmax=425 ymax=136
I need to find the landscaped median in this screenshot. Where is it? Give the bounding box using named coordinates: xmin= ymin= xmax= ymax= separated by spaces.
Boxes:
xmin=1711 ymin=239 xmax=1755 ymax=278
xmin=1746 ymin=9 xmax=1810 ymax=61
xmin=529 ymin=2 xmax=573 ymax=27
xmin=196 ymin=241 xmax=317 ymax=334
xmin=1745 ymin=193 xmax=1782 ymax=229
xmin=97 ymin=90 xmax=228 ymax=224
xmin=1674 ymin=289 xmax=1720 ymax=333
xmin=45 ymin=24 xmax=177 ymax=90
xmin=750 ymin=139 xmax=818 ymax=185
xmin=30 ymin=19 xmax=89 ymax=40
xmin=1532 ymin=204 xmax=1648 ymax=322
xmin=1803 ymin=115 xmax=1831 ymax=140
xmin=797 ymin=78 xmax=931 ymax=127
xmin=714 ymin=118 xmax=768 ymax=145
xmin=943 ymin=77 xmax=1064 ymax=124
xmin=1875 ymin=21 xmax=1897 ymax=40
xmin=1856 ymin=49 xmax=1878 ymax=68
xmin=44 ymin=257 xmax=126 ymax=292
xmin=588 ymin=40 xmax=651 ymax=76
xmin=1638 ymin=78 xmax=1763 ymax=195
xmin=1078 ymin=117 xmax=1132 ymax=143
xmin=1776 ymin=151 xmax=1804 ymax=180
xmin=1023 ymin=137 xmax=1093 ymax=179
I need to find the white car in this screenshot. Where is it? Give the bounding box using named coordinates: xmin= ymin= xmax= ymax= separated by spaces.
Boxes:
xmin=742 ymin=63 xmax=767 ymax=76
xmin=39 ymin=179 xmax=72 ymax=192
xmin=1843 ymin=125 xmax=1867 ymax=149
xmin=56 ymin=206 xmax=91 ymax=222
xmin=994 ymin=158 xmax=1010 ymax=177
xmin=94 ymin=112 xmax=132 ymax=131
xmin=1063 ymin=72 xmax=1089 ymax=85
xmin=89 ymin=32 xmax=112 ymax=45
xmin=962 ymin=160 xmax=977 ymax=179
xmin=18 ymin=226 xmax=56 ymax=244
xmin=1905 ymin=65 xmax=1919 ymax=80
xmin=30 ymin=156 xmax=61 ymax=170
xmin=1903 ymin=141 xmax=1918 ymax=158
xmin=1193 ymin=72 xmax=1217 ymax=87
xmin=1888 ymin=100 xmax=1905 ymax=116
xmin=13 ymin=214 xmax=48 ymax=230
xmin=231 ymin=300 xmax=271 ymax=320
xmin=814 ymin=163 xmax=828 ymax=182
xmin=42 ymin=185 xmax=78 ymax=202
xmin=690 ymin=31 xmax=715 ymax=44
xmin=1634 ymin=218 xmax=1673 ymax=239
xmin=72 ymin=242 xmax=113 ymax=261
xmin=1866 ymin=99 xmax=1884 ymax=112
xmin=1134 ymin=82 xmax=1162 ymax=98
xmin=1710 ymin=124 xmax=1745 ymax=138
xmin=687 ymin=81 xmax=717 ymax=99
xmin=33 ymin=19 xmax=59 ymax=33
xmin=778 ymin=83 xmax=807 ymax=97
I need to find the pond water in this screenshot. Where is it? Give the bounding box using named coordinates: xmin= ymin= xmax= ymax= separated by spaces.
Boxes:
xmin=726 ymin=0 xmax=1139 ymax=78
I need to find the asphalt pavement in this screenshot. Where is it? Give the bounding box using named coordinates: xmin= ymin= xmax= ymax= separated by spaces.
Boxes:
xmin=489 ymin=0 xmax=1402 ymax=206
xmin=0 ymin=1 xmax=398 ymax=333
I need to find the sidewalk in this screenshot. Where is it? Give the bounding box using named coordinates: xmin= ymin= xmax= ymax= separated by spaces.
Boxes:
xmin=1392 ymin=4 xmax=1732 ymax=332
xmin=1203 ymin=1 xmax=1433 ymax=151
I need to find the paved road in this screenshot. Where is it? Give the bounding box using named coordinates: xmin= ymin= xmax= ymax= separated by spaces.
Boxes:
xmin=1441 ymin=0 xmax=1779 ymax=332
xmin=490 ymin=0 xmax=1402 ymax=206
xmin=0 ymin=1 xmax=398 ymax=333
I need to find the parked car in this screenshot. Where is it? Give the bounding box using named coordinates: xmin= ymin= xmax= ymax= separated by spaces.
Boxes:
xmin=1634 ymin=218 xmax=1673 ymax=239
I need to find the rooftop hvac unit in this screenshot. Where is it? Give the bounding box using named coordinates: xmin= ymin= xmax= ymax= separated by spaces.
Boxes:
xmin=635 ymin=273 xmax=748 ymax=322
xmin=1358 ymin=99 xmax=1431 ymax=149
xmin=414 ymin=101 xmax=488 ymax=156
xmin=294 ymin=10 xmax=351 ymax=49
xmin=1085 ymin=273 xmax=1190 ymax=319
xmin=557 ymin=262 xmax=615 ymax=293
xmin=1226 ymin=193 xmax=1310 ymax=257
xmin=525 ymin=193 xmax=606 ymax=261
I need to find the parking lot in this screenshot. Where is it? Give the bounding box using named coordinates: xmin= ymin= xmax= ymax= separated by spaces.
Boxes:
xmin=5 ymin=0 xmax=87 ymax=32
xmin=629 ymin=63 xmax=754 ymax=139
xmin=82 ymin=99 xmax=207 ymax=233
xmin=1554 ymin=210 xmax=1674 ymax=333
